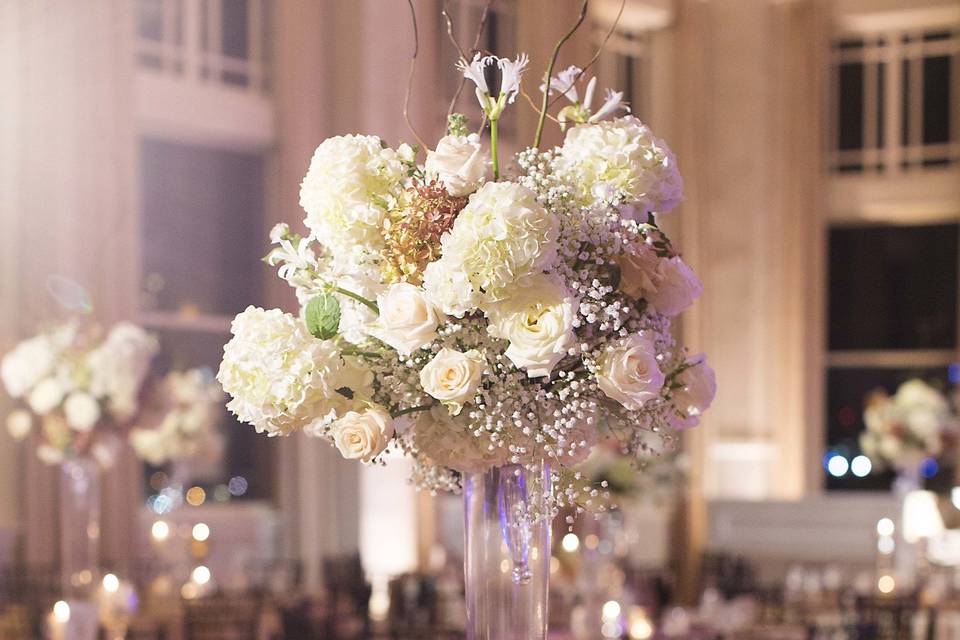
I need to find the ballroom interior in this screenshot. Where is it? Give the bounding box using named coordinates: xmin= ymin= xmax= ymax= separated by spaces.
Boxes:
xmin=2 ymin=0 xmax=960 ymax=638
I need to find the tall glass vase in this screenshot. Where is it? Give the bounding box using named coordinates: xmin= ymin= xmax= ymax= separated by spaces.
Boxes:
xmin=59 ymin=457 xmax=101 ymax=599
xmin=463 ymin=462 xmax=552 ymax=640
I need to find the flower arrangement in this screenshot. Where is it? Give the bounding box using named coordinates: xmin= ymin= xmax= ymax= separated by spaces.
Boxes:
xmin=860 ymin=379 xmax=957 ymax=472
xmin=2 ymin=322 xmax=158 ymax=465
xmin=129 ymin=368 xmax=226 ymax=467
xmin=217 ymin=53 xmax=714 ymax=512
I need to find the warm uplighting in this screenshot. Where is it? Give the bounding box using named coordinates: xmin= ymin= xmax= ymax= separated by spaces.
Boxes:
xmin=102 ymin=572 xmax=119 ymax=593
xmin=191 ymin=565 xmax=211 ymax=585
xmin=877 ymin=574 xmax=896 ymax=594
xmin=629 ymin=615 xmax=654 ymax=640
xmin=53 ymin=600 xmax=70 ymax=623
xmin=902 ymin=490 xmax=945 ymax=544
xmin=151 ymin=520 xmax=170 ymax=541
xmin=561 ymin=533 xmax=580 ymax=553
xmin=186 ymin=486 xmax=206 ymax=506
xmin=876 ymin=518 xmax=895 ymax=537
xmin=192 ymin=522 xmax=210 ymax=542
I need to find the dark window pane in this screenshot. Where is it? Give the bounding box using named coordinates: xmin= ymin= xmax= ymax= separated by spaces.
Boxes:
xmin=138 ymin=0 xmax=163 ymax=41
xmin=902 ymin=59 xmax=911 ymax=146
xmin=828 ymin=224 xmax=958 ymax=350
xmin=838 ymin=62 xmax=864 ymax=151
xmin=222 ymin=0 xmax=249 ymax=59
xmin=923 ymin=55 xmax=951 ymax=145
xmin=140 ymin=139 xmax=266 ymax=317
xmin=145 ymin=328 xmax=277 ymax=502
xmin=825 ymin=367 xmax=953 ymax=492
xmin=877 ymin=62 xmax=885 ymax=148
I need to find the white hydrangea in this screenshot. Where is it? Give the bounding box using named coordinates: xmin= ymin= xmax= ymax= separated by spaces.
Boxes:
xmin=86 ymin=323 xmax=159 ymax=421
xmin=298 ymin=134 xmax=404 ymax=268
xmin=424 ymin=181 xmax=559 ymax=312
xmin=217 ymin=306 xmax=353 ymax=436
xmin=0 ymin=325 xmax=75 ymax=398
xmin=556 ymin=115 xmax=683 ymax=214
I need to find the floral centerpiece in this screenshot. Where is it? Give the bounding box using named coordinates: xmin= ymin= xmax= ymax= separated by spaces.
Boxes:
xmin=217 ymin=48 xmax=714 ymax=639
xmin=2 ymin=320 xmax=158 ymax=603
xmin=130 ymin=367 xmax=226 ymax=469
xmin=860 ymin=379 xmax=957 ymax=475
xmin=2 ymin=321 xmax=158 ymax=465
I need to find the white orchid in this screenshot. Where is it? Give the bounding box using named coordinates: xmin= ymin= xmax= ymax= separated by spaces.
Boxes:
xmin=541 ymin=65 xmax=629 ymax=128
xmin=458 ymin=52 xmax=529 ymax=120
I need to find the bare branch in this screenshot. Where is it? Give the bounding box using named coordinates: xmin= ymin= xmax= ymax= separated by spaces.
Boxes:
xmin=533 ymin=0 xmax=589 ymax=148
xmin=404 ymin=0 xmax=427 ymax=149
xmin=445 ymin=0 xmax=494 ymax=119
xmin=546 ymin=0 xmax=625 ymax=111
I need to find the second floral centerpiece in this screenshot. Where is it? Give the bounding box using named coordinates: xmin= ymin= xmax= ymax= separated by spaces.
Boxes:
xmin=218 ymin=50 xmax=714 ymax=640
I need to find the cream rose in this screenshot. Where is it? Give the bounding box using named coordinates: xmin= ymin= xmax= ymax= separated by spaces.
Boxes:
xmin=646 ymin=256 xmax=702 ymax=317
xmin=596 ymin=334 xmax=665 ymax=410
xmin=670 ymin=355 xmax=716 ymax=428
xmin=419 ymin=348 xmax=486 ymax=415
xmin=425 ymin=133 xmax=488 ymax=197
xmin=370 ymin=283 xmax=442 ymax=356
xmin=332 ymin=406 xmax=395 ymax=463
xmin=63 ymin=391 xmax=101 ymax=432
xmin=486 ymin=275 xmax=577 ymax=378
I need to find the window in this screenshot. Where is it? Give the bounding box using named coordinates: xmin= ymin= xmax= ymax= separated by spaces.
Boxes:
xmin=824 ymin=224 xmax=959 ymax=491
xmin=830 ymin=26 xmax=959 ymax=173
xmin=139 ymin=138 xmax=277 ymax=502
xmin=594 ymin=27 xmax=649 ymax=121
xmin=136 ymin=0 xmax=270 ymax=93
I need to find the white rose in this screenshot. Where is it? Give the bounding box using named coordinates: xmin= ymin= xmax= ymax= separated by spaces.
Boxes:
xmin=63 ymin=391 xmax=102 ymax=432
xmin=596 ymin=334 xmax=665 ymax=410
xmin=370 ymin=283 xmax=442 ymax=356
xmin=130 ymin=428 xmax=168 ymax=466
xmin=27 ymin=377 xmax=65 ymax=415
xmin=645 ymin=256 xmax=702 ymax=317
xmin=332 ymin=407 xmax=395 ymax=463
xmin=670 ymin=355 xmax=716 ymax=428
xmin=425 ymin=134 xmax=488 ymax=197
xmin=487 ymin=275 xmax=577 ymax=378
xmin=5 ymin=409 xmax=33 ymax=441
xmin=419 ymin=348 xmax=486 ymax=415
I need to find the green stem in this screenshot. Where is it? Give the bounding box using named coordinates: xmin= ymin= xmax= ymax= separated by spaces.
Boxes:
xmin=332 ymin=286 xmax=379 ymax=314
xmin=533 ymin=0 xmax=589 ymax=149
xmin=393 ymin=404 xmax=435 ymax=418
xmin=490 ymin=117 xmax=500 ymax=180
xmin=341 ymin=347 xmax=381 ymax=359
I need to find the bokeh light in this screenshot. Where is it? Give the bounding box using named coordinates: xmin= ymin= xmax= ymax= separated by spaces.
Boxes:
xmin=561 ymin=533 xmax=579 ymax=553
xmin=186 ymin=486 xmax=206 ymax=506
xmin=192 ymin=523 xmax=210 ymax=542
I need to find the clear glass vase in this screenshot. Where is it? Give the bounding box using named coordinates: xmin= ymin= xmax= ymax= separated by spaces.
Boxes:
xmin=463 ymin=462 xmax=552 ymax=640
xmin=59 ymin=457 xmax=101 ymax=599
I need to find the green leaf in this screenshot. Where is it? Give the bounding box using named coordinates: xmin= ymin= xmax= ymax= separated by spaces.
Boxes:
xmin=305 ymin=294 xmax=341 ymax=340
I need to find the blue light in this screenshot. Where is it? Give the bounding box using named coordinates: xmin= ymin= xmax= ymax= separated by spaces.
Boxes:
xmin=921 ymin=458 xmax=939 ymax=478
xmin=949 ymin=363 xmax=960 ymax=385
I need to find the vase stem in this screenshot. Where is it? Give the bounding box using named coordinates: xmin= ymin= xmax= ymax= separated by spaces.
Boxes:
xmin=59 ymin=457 xmax=100 ymax=599
xmin=464 ymin=462 xmax=552 ymax=640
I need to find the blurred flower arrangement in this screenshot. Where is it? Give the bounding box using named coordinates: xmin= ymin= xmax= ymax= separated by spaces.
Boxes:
xmin=577 ymin=441 xmax=689 ymax=506
xmin=860 ymin=379 xmax=958 ymax=472
xmin=216 ymin=51 xmax=715 ymax=514
xmin=2 ymin=322 xmax=158 ymax=466
xmin=129 ymin=368 xmax=226 ymax=467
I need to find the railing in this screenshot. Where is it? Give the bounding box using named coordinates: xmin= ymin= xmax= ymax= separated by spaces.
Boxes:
xmin=136 ymin=0 xmax=269 ymax=95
